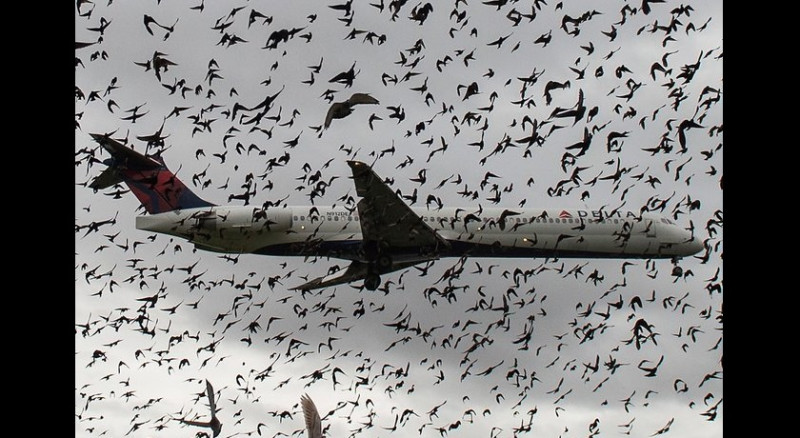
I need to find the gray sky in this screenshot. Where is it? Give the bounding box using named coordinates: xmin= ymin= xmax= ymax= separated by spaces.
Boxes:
xmin=76 ymin=1 xmax=723 ymax=437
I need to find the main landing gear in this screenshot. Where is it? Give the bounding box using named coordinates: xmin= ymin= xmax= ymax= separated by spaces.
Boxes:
xmin=363 ymin=273 xmax=381 ymax=291
xmin=361 ymin=241 xmax=392 ymax=291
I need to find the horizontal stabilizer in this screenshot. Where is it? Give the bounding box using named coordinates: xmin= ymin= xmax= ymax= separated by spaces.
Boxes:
xmin=90 ymin=133 xmax=164 ymax=169
xmin=88 ymin=133 xmax=166 ymax=191
xmin=89 ymin=166 xmax=124 ymax=190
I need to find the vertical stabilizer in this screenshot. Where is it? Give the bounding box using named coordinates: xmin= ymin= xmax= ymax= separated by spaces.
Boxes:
xmin=89 ymin=133 xmax=215 ymax=214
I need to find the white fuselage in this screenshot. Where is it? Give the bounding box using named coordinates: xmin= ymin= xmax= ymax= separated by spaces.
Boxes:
xmin=136 ymin=205 xmax=702 ymax=260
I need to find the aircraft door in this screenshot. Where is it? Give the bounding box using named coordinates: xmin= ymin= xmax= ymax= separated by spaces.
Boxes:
xmin=191 ymin=211 xmax=217 ymax=231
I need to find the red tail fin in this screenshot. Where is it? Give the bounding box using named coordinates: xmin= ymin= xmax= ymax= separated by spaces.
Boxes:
xmin=89 ymin=133 xmax=215 ymax=214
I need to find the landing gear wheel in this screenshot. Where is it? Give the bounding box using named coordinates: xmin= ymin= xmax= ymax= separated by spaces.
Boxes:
xmin=364 ymin=273 xmax=381 ymax=291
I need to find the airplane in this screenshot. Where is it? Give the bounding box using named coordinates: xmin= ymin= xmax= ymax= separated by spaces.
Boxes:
xmin=87 ymin=133 xmax=703 ymax=291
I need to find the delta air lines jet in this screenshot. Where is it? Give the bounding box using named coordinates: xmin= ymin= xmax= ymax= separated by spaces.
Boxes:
xmin=88 ymin=133 xmax=702 ymax=291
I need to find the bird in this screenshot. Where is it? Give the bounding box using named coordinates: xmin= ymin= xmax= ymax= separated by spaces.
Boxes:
xmin=324 ymin=93 xmax=379 ymax=128
xmin=177 ymin=380 xmax=222 ymax=437
xmin=143 ymin=14 xmax=178 ymax=38
xmin=301 ymin=394 xmax=323 ymax=438
xmin=457 ymin=82 xmax=479 ymax=100
xmin=328 ymin=62 xmax=358 ymax=87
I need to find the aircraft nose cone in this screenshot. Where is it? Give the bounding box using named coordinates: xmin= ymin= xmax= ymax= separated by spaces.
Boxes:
xmin=684 ymin=236 xmax=703 ymax=256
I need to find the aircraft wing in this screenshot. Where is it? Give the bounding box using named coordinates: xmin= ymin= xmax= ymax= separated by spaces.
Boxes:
xmin=291 ymin=259 xmax=427 ymax=291
xmin=347 ymin=161 xmax=450 ymax=252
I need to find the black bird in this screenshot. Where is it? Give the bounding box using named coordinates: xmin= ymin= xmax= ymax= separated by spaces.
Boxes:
xmin=549 ymin=88 xmax=586 ymax=125
xmin=543 ymin=80 xmax=570 ymax=105
xmin=534 ymin=30 xmax=552 ymax=46
xmin=498 ymin=209 xmax=520 ymax=230
xmin=387 ymin=105 xmax=406 ymax=123
xmin=457 ymin=82 xmax=479 ymax=100
xmin=87 ymin=16 xmax=112 ymax=35
xmin=177 ymin=380 xmax=222 ymax=437
xmin=641 ymin=0 xmax=666 ymax=15
xmin=487 ymin=33 xmax=512 ymax=48
xmin=677 ymin=118 xmax=703 ymax=152
xmin=329 ymin=62 xmax=358 ymax=87
xmin=324 ymin=93 xmax=379 ymax=128
xmin=264 ymin=27 xmax=306 ymax=49
xmin=143 ymin=14 xmax=178 ymax=38
xmin=409 ymin=3 xmax=434 ymax=24
xmin=248 ymin=9 xmax=272 ymax=27
xmin=329 ymin=0 xmax=354 ymax=16
xmin=637 ymin=355 xmax=664 ymax=377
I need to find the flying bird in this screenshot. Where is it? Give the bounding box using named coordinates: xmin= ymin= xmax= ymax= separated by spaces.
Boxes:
xmin=324 ymin=93 xmax=379 ymax=128
xmin=177 ymin=380 xmax=222 ymax=437
xmin=328 ymin=62 xmax=358 ymax=87
xmin=301 ymin=394 xmax=323 ymax=438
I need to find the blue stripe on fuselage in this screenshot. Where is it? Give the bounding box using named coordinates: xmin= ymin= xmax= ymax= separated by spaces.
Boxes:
xmin=252 ymin=239 xmax=676 ymax=260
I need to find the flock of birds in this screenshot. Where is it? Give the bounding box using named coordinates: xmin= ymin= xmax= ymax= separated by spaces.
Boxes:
xmin=76 ymin=1 xmax=722 ymax=437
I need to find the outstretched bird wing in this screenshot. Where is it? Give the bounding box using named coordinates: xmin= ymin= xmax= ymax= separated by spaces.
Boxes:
xmin=301 ymin=394 xmax=323 ymax=438
xmin=347 ymin=93 xmax=379 ymax=105
xmin=179 ymin=418 xmax=211 ymax=427
xmin=324 ymin=93 xmax=379 ymax=128
xmin=324 ymin=101 xmax=346 ymax=128
xmin=206 ymin=379 xmax=217 ymax=414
